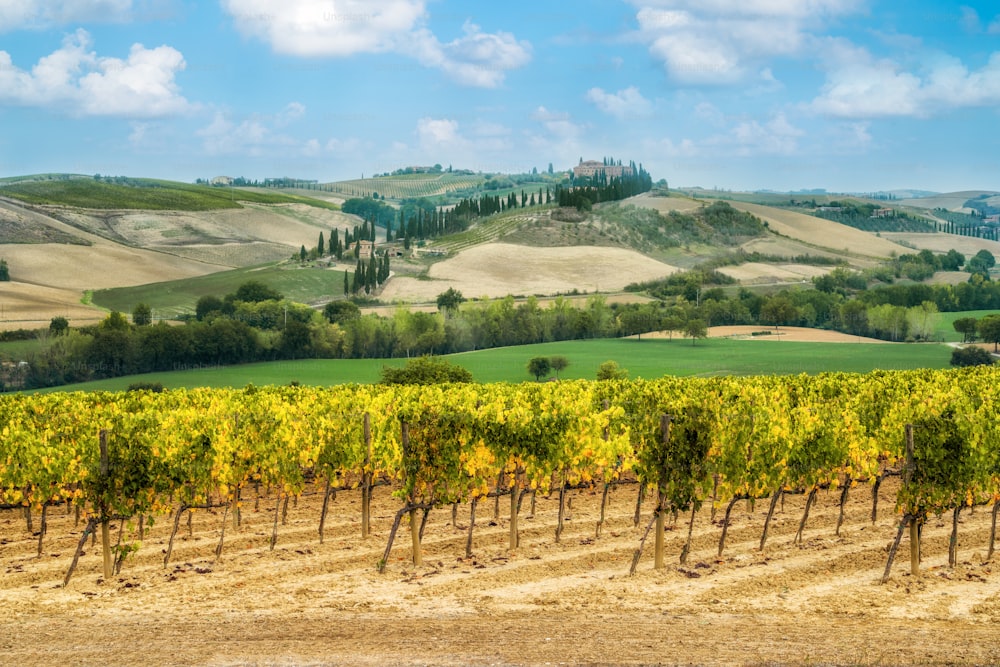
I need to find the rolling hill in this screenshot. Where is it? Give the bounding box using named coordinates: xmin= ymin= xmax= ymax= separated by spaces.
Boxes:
xmin=1 ymin=173 xmax=992 ymax=330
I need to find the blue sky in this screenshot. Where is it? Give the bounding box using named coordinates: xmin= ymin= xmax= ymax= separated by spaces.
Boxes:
xmin=1 ymin=0 xmax=999 ymax=192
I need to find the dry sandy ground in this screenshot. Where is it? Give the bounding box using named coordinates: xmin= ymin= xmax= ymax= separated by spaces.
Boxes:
xmin=726 ymin=202 xmax=909 ymax=259
xmin=703 ymin=325 xmax=891 ymax=343
xmin=0 ymin=198 xmax=356 ymax=329
xmin=881 ymin=232 xmax=1000 ymax=257
xmin=716 ymin=262 xmax=833 ymax=284
xmin=1 ymin=476 xmax=997 ymax=666
xmin=380 ymin=243 xmax=680 ymax=302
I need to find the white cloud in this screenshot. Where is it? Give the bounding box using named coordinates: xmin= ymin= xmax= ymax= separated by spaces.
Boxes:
xmin=198 ymin=104 xmax=307 ymax=155
xmin=222 ymin=1 xmax=530 ymax=87
xmin=959 ymin=6 xmax=981 ymax=32
xmin=417 ymin=117 xmax=463 ymax=147
xmin=657 ymin=112 xmax=804 ymax=158
xmin=629 ymin=0 xmax=861 ymax=85
xmin=0 ymin=0 xmax=133 ymax=31
xmin=585 ymin=86 xmax=653 ymax=119
xmin=810 ymin=40 xmax=1000 ymax=117
xmin=409 ymin=22 xmax=531 ymax=88
xmin=0 ymin=29 xmax=189 ymax=117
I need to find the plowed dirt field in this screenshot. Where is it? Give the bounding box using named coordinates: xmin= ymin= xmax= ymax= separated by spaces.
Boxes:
xmin=1 ymin=477 xmax=998 ymax=666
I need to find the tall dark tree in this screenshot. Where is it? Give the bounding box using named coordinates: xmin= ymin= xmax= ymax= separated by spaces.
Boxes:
xmin=132 ymin=302 xmax=153 ymax=326
xmin=0 ymin=259 xmax=9 ymax=281
xmin=318 ymin=231 xmax=325 ymax=256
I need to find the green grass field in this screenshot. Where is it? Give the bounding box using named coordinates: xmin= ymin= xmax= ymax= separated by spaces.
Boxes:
xmin=0 ymin=176 xmax=340 ymax=212
xmin=91 ymin=262 xmax=351 ymax=316
xmin=933 ymin=309 xmax=1000 ymax=341
xmin=31 ymin=337 xmax=953 ymax=393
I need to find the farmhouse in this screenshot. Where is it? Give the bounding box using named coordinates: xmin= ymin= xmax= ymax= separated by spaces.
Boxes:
xmin=573 ymin=160 xmax=634 ymax=180
xmin=870 ymin=207 xmax=895 ymax=218
xmin=352 ymin=240 xmax=375 ymax=259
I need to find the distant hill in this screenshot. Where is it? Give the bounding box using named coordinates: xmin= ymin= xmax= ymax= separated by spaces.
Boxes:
xmin=899 ymin=190 xmax=1000 ymax=212
xmin=0 ymin=174 xmax=340 ymax=211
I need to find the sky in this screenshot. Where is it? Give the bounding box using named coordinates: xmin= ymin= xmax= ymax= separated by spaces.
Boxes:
xmin=1 ymin=0 xmax=999 ymax=193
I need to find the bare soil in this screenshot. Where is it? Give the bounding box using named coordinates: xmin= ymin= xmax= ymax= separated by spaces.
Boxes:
xmin=2 ymin=476 xmax=997 ymax=666
xmin=379 ymin=243 xmax=680 ymax=302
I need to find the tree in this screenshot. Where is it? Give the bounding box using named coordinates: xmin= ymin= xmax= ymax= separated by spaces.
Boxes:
xmin=318 ymin=232 xmax=325 ymax=257
xmin=759 ymin=296 xmax=798 ymax=330
xmin=436 ymin=288 xmax=466 ymax=313
xmin=379 ymin=356 xmax=472 ymax=384
xmin=49 ymin=316 xmax=69 ymax=337
xmin=683 ymin=318 xmax=708 ymax=345
xmin=0 ymin=259 xmax=9 ymax=281
xmin=233 ymin=281 xmax=283 ymax=303
xmin=195 ymin=295 xmax=224 ymax=320
xmin=132 ymin=303 xmax=153 ymax=326
xmin=978 ymin=314 xmax=1000 ymax=352
xmin=323 ymin=300 xmax=361 ymax=325
xmin=300 ymin=245 xmax=307 ymax=262
xmin=549 ymin=355 xmax=569 ymax=378
xmin=950 ymin=346 xmax=994 ymax=367
xmin=596 ymin=360 xmax=628 ymax=380
xmin=952 ymin=317 xmax=979 ymax=343
xmin=527 ymin=356 xmax=551 ymax=381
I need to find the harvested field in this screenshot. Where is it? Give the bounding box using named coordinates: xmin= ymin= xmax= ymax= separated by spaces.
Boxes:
xmin=379 ymin=243 xmax=679 ymax=301
xmin=881 ymin=232 xmax=1000 ymax=257
xmin=704 ymin=325 xmax=890 ymax=343
xmin=627 ymin=192 xmax=705 ymax=213
xmin=717 ymin=262 xmax=832 ymax=284
xmin=1 ymin=476 xmax=997 ymax=666
xmin=726 ymin=202 xmax=908 ymax=258
xmin=0 ymin=281 xmax=106 ymax=329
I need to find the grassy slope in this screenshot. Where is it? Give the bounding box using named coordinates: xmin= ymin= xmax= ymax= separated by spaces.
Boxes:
xmin=30 ymin=337 xmax=952 ymax=392
xmin=0 ymin=177 xmax=340 ymax=211
xmin=91 ymin=262 xmax=350 ymax=315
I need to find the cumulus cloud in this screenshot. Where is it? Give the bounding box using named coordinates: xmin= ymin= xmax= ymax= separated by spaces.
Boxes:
xmin=221 ymin=1 xmax=530 ymax=87
xmin=410 ymin=22 xmax=531 ymax=88
xmin=585 ymin=86 xmax=652 ymax=119
xmin=0 ymin=29 xmax=190 ymax=117
xmin=0 ymin=0 xmax=134 ymax=31
xmin=628 ymin=0 xmax=861 ymax=84
xmin=198 ymin=103 xmax=307 ymax=155
xmin=810 ymin=40 xmax=1000 ymax=117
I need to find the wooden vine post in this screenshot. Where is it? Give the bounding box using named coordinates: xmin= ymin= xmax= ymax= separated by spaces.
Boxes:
xmin=654 ymin=414 xmax=671 ymax=570
xmin=361 ymin=412 xmax=372 ymax=539
xmin=905 ymin=424 xmax=919 ymax=576
xmin=99 ymin=429 xmax=113 ymax=581
xmin=401 ymin=421 xmax=422 ymax=566
xmin=509 ymin=468 xmax=520 ymax=551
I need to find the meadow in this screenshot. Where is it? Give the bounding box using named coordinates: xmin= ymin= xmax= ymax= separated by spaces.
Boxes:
xmin=0 ymin=177 xmax=340 ymax=211
xmin=28 ymin=336 xmax=952 ymax=392
xmin=91 ymin=262 xmax=348 ymax=316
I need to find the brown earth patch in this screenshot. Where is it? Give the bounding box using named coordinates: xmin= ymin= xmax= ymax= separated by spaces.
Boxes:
xmin=1 ymin=476 xmax=997 ymax=666
xmin=379 ymin=243 xmax=680 ymax=302
xmin=704 ymin=325 xmax=891 ymax=343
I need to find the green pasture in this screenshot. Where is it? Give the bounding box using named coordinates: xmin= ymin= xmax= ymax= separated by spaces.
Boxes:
xmin=0 ymin=177 xmax=340 ymax=211
xmin=91 ymin=262 xmax=351 ymax=316
xmin=33 ymin=336 xmax=953 ymax=393
xmin=933 ymin=309 xmax=1000 ymax=341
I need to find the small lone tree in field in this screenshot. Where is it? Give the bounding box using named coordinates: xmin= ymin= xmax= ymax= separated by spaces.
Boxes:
xmin=683 ymin=318 xmax=708 ymax=346
xmin=979 ymin=314 xmax=1000 ymax=352
xmin=527 ymin=356 xmax=551 ymax=381
xmin=953 ymin=317 xmax=979 ymax=343
xmin=950 ymin=346 xmax=994 ymax=367
xmin=550 ymin=355 xmax=569 ymax=378
xmin=380 ymin=356 xmax=473 ymax=385
xmin=596 ymin=360 xmax=628 ymax=380
xmin=0 ymin=259 xmax=9 ymax=281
